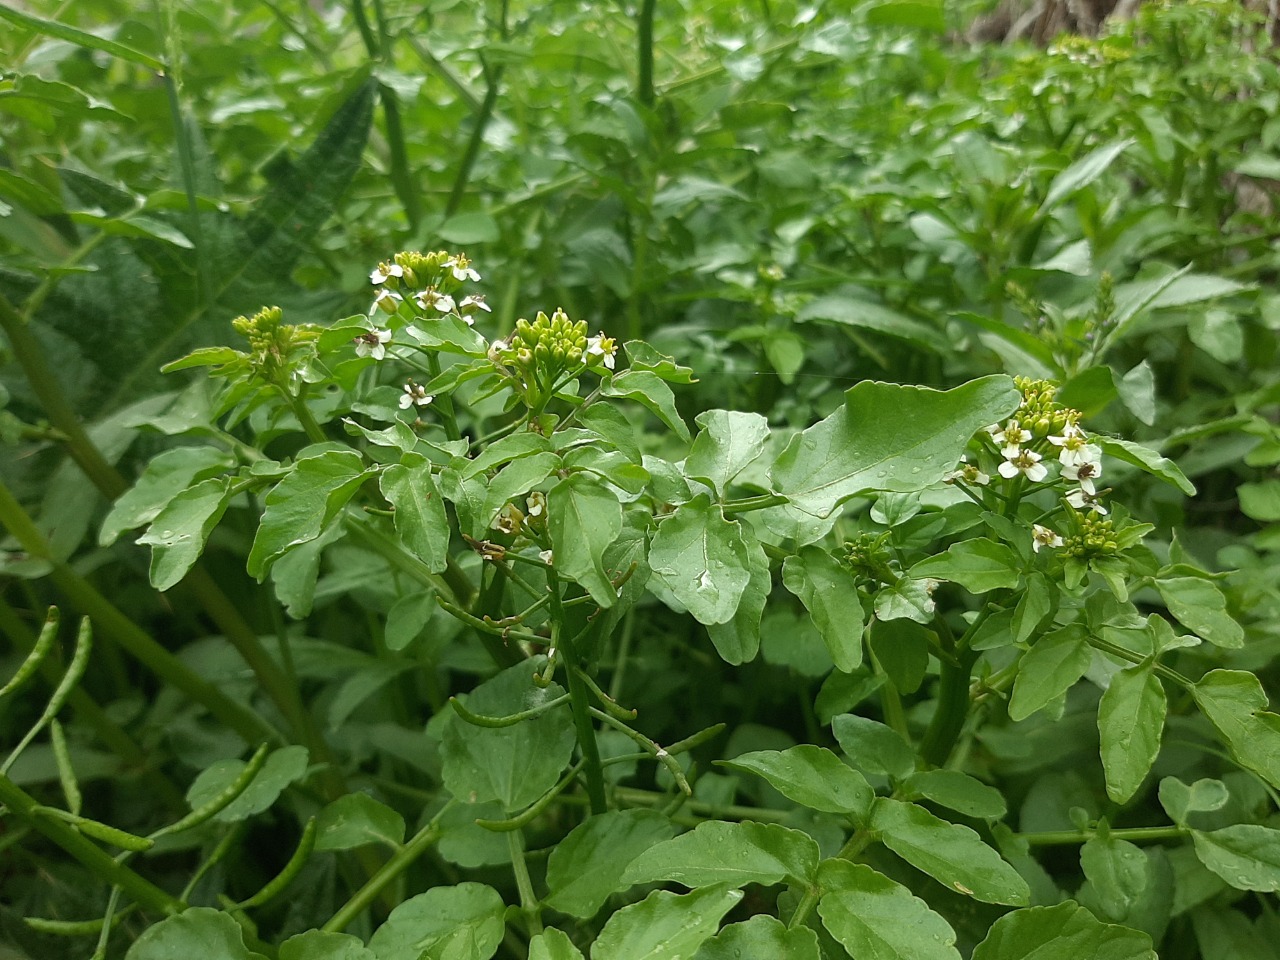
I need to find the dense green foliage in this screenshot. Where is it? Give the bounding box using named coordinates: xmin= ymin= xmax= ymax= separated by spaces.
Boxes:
xmin=2 ymin=1 xmax=1279 ymax=958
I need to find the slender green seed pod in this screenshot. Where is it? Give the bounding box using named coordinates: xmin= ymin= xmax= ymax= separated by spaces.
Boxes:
xmin=50 ymin=719 xmax=82 ymax=817
xmin=24 ymin=904 xmax=138 ymax=937
xmin=35 ymin=808 xmax=154 ymax=852
xmin=2 ymin=617 xmax=93 ymax=776
xmin=237 ymin=817 xmax=317 ymax=910
xmin=0 ymin=607 xmax=59 ymax=701
xmin=150 ymin=743 xmax=270 ymax=840
xmin=449 ymin=693 xmax=570 ymax=728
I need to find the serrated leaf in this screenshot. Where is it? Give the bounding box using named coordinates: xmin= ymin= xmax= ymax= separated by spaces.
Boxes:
xmin=817 ymin=859 xmax=960 ymax=960
xmin=1192 ymin=825 xmax=1280 ymax=892
xmin=908 ymin=538 xmax=1021 ymax=593
xmin=717 ymin=746 xmax=873 ymax=820
xmin=685 ymin=410 xmax=770 ymax=497
xmin=368 ymin=883 xmax=505 ymax=960
xmin=380 ymin=455 xmax=449 ymax=573
xmin=1098 ymin=665 xmax=1166 ymax=803
xmin=440 ymin=659 xmax=575 ymax=812
xmin=831 ymin=714 xmax=914 ymax=780
xmin=782 ymin=546 xmax=864 ymax=671
xmin=544 ymin=810 xmax=678 ymax=919
xmin=769 ymin=377 xmax=1019 ymax=518
xmin=971 ymin=901 xmax=1156 ymax=960
xmin=870 ymin=798 xmax=1030 ymax=905
xmin=623 ymin=820 xmax=819 ymax=889
xmin=247 ymin=450 xmax=375 ymax=580
xmin=1009 ymin=625 xmax=1091 ymax=722
xmin=650 ymin=495 xmax=752 ymax=625
xmin=138 ymin=477 xmax=234 ymax=591
xmin=548 ymin=473 xmax=624 ymax=607
xmin=591 ymin=886 xmax=742 ymax=960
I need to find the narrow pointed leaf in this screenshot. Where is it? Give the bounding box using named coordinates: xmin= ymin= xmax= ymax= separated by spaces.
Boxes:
xmin=623 ymin=820 xmax=820 ymax=889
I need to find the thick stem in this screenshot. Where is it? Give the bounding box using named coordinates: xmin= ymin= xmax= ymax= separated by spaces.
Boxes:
xmin=426 ymin=353 xmax=461 ymax=442
xmin=0 ymin=773 xmax=186 ymax=916
xmin=1017 ymin=825 xmax=1189 ymax=847
xmin=546 ymin=571 xmax=607 ymax=814
xmin=507 ymin=830 xmax=544 ymax=936
xmin=445 ymin=61 xmax=504 ymax=218
xmin=918 ymin=650 xmax=978 ymax=768
xmin=637 ymin=0 xmax=656 ymax=108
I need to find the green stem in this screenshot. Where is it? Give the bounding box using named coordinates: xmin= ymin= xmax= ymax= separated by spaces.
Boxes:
xmin=1016 ymin=825 xmax=1189 ymax=847
xmin=918 ymin=649 xmax=978 ymax=769
xmin=426 ymin=354 xmax=461 ymax=442
xmin=0 ymin=481 xmax=276 ymax=745
xmin=637 ymin=0 xmax=656 ymax=108
xmin=547 ymin=572 xmax=608 ymax=814
xmin=0 ymin=773 xmax=186 ymax=916
xmin=506 ymin=830 xmax=544 ymax=936
xmin=322 ymin=810 xmax=449 ymax=933
xmin=380 ymin=84 xmax=422 ymax=230
xmin=445 ymin=60 xmax=504 ymax=218
xmin=1087 ymin=635 xmax=1190 ymax=687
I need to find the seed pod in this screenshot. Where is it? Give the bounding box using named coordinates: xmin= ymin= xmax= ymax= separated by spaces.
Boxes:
xmin=2 ymin=617 xmax=93 ymax=776
xmin=0 ymin=606 xmax=58 ymax=701
xmin=237 ymin=817 xmax=317 ymax=910
xmin=50 ymin=719 xmax=82 ymax=817
xmin=150 ymin=743 xmax=270 ymax=839
xmin=67 ymin=814 xmax=154 ymax=852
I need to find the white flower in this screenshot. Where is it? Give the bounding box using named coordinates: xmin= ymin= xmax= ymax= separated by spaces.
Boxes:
xmin=370 ymin=262 xmax=403 ymax=285
xmin=1049 ymin=424 xmax=1102 ymax=470
xmin=446 ymin=255 xmax=481 ymax=283
xmin=526 ymin=492 xmax=546 ymax=518
xmin=1032 ymin=524 xmax=1064 ymax=552
xmin=1066 ymin=487 xmax=1108 ymax=514
xmin=354 ymin=329 xmax=392 ymax=360
xmin=585 ymin=333 xmax=617 ymax=370
xmin=998 ymin=449 xmax=1048 ymax=483
xmin=539 ymin=549 xmax=554 ymax=565
xmin=414 ymin=289 xmax=456 ymax=314
xmin=1063 ymin=458 xmax=1102 ymax=495
xmin=944 ymin=455 xmax=990 ymax=486
xmin=458 ymin=295 xmax=491 ymax=319
xmin=399 ymin=382 xmax=433 ymax=409
xmin=371 ymin=288 xmax=402 ymax=315
xmin=992 ymin=419 xmax=1032 ymax=458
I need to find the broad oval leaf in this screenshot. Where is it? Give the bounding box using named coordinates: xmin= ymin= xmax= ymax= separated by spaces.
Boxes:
xmin=185 ymin=746 xmax=309 ymax=823
xmin=1192 ymin=670 xmax=1280 ymax=791
xmin=817 ymin=859 xmax=960 ymax=960
xmin=530 ymin=929 xmax=586 ymax=960
xmin=545 ymin=810 xmax=679 ymax=919
xmin=315 ymin=793 xmax=405 ymax=852
xmin=381 ymin=454 xmax=449 ymax=573
xmin=685 ymin=410 xmax=770 ymax=497
xmin=549 ymin=473 xmax=624 ymax=608
xmin=138 ymin=477 xmax=234 ymax=591
xmin=691 ymin=915 xmax=820 ymax=960
xmin=900 ymin=769 xmax=1007 ymax=820
xmin=782 ymin=546 xmax=864 ymax=671
xmin=706 ymin=523 xmax=770 ymax=665
xmin=1155 ymin=577 xmax=1243 ymax=649
xmin=908 ymin=538 xmax=1021 ymax=594
xmin=870 ymin=798 xmax=1030 ymax=905
xmin=125 ymin=907 xmax=268 ymax=960
xmin=591 ymin=886 xmax=742 ymax=960
xmin=1008 ymin=625 xmax=1091 ymax=722
xmin=101 ymin=445 xmax=233 ymax=546
xmin=717 ymin=745 xmax=873 ymax=820
xmin=831 ymin=714 xmax=914 ymax=780
xmin=971 ymin=901 xmax=1156 ymax=960
xmin=280 ymin=930 xmax=376 ymax=960
xmin=1098 ymin=665 xmax=1166 ymax=803
xmin=649 ymin=495 xmax=752 ymax=626
xmin=368 ymin=883 xmax=505 ymax=960
xmin=769 ymin=377 xmax=1019 ymax=518
xmin=623 ymin=820 xmax=820 ymax=890
xmin=1192 ymin=825 xmax=1280 ymax=892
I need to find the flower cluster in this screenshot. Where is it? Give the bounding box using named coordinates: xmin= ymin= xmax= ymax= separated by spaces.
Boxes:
xmin=231 ymin=306 xmax=319 ymax=383
xmin=359 ymin=250 xmax=492 ymax=361
xmin=489 ymin=308 xmax=617 ymax=408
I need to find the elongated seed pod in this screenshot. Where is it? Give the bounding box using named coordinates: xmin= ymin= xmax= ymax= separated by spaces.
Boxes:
xmin=50 ymin=718 xmax=82 ymax=816
xmin=24 ymin=903 xmax=137 ymax=936
xmin=237 ymin=817 xmax=317 ymax=909
xmin=150 ymin=743 xmax=270 ymax=840
xmin=49 ymin=812 xmax=154 ymax=852
xmin=0 ymin=607 xmax=59 ymax=700
xmin=2 ymin=617 xmax=93 ymax=776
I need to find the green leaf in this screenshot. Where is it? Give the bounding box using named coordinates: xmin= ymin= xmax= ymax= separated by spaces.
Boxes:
xmin=0 ymin=4 xmax=166 ymax=70
xmin=870 ymin=798 xmax=1030 ymax=905
xmin=530 ymin=929 xmax=586 ymax=960
xmin=461 ymin=432 xmax=553 ymax=479
xmin=795 ymin=295 xmax=941 ymax=350
xmin=817 ymin=859 xmax=960 ymax=960
xmin=368 ymin=883 xmax=505 ymax=960
xmin=705 ymin=523 xmax=770 ymax=665
xmin=831 ymin=714 xmax=914 ymax=780
xmin=692 ymin=916 xmax=819 ymax=960
xmin=971 ymin=901 xmax=1156 ymax=960
xmin=1158 ymin=777 xmax=1228 ymax=827
xmin=544 ymin=810 xmax=678 ymax=919
xmin=685 ymin=410 xmax=770 ymax=497
xmin=781 ymin=547 xmax=864 ymax=671
xmin=101 ymin=446 xmax=233 ymax=546
xmin=1155 ymin=577 xmax=1243 ymax=648
xmin=124 ymin=908 xmax=268 ymax=960
xmin=1093 ymin=436 xmax=1195 ymax=496
xmin=1193 ymin=670 xmax=1280 ymax=790
xmin=315 ymin=793 xmax=405 ymax=852
xmin=1009 ymin=625 xmax=1091 ymax=722
xmin=867 ymin=619 xmax=929 ymax=693
xmin=1192 ymin=825 xmax=1280 ymax=892
xmin=1098 ymin=665 xmax=1166 ymax=803
xmin=438 ymin=211 xmax=500 ymax=244
xmin=280 ymin=930 xmax=376 ymax=960
xmin=908 ymin=538 xmax=1021 ymax=593
xmin=621 ymin=342 xmax=697 ymax=384
xmin=601 ymin=370 xmax=690 ymax=440
xmin=247 ymin=450 xmax=375 ymax=580
xmin=623 ymin=820 xmax=820 ymax=889
xmin=1190 ymin=907 xmax=1275 ymax=960
xmin=440 ymin=659 xmax=575 ymax=812
xmin=1077 ymin=836 xmax=1173 ymax=942
xmin=717 ymin=745 xmax=873 ymax=820
xmin=873 ymin=578 xmax=936 ymax=624
xmin=185 ymin=746 xmax=310 ymax=823
xmin=1238 ymin=480 xmax=1280 ymax=522
xmin=380 ymin=454 xmax=449 ymax=573
xmin=649 ymin=495 xmax=752 ymax=626
xmin=1011 ymin=573 xmax=1056 ymax=645
xmin=1040 ymin=140 xmax=1133 ymax=213
xmin=138 ymin=477 xmax=233 ymax=591
xmin=770 ymin=377 xmax=1019 ymax=518
xmin=549 ymin=473 xmax=624 ymax=608
xmin=900 ymin=770 xmax=1007 ymax=819
xmin=591 ymin=885 xmax=743 ymax=960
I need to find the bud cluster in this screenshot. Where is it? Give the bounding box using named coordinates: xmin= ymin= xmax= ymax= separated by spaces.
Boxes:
xmin=490 ymin=308 xmax=618 ymax=408
xmin=1011 ymin=376 xmax=1075 ymax=439
xmin=842 ymin=532 xmax=896 ymax=586
xmin=1062 ymin=512 xmax=1120 ymax=559
xmin=231 ymin=306 xmax=317 ymax=383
